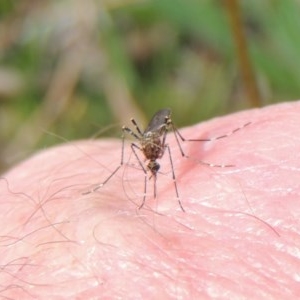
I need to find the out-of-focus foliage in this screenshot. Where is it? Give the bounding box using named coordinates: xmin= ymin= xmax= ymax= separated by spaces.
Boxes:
xmin=1 ymin=0 xmax=300 ymax=172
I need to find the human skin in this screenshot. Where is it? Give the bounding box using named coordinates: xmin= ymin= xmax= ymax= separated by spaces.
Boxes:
xmin=1 ymin=101 xmax=300 ymax=299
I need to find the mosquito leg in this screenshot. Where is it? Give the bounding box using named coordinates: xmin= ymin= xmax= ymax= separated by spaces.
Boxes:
xmin=130 ymin=143 xmax=148 ymax=209
xmin=166 ymin=145 xmax=185 ymax=212
xmin=122 ymin=126 xmax=141 ymax=140
xmin=130 ymin=118 xmax=143 ymax=136
xmin=171 ymin=123 xmax=234 ymax=168
xmin=173 ymin=122 xmax=251 ymax=142
xmin=153 ymin=174 xmax=157 ymax=199
xmin=82 ymin=131 xmax=127 ymax=195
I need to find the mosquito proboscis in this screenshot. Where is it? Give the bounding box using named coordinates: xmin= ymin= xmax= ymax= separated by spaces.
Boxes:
xmin=83 ymin=108 xmax=250 ymax=212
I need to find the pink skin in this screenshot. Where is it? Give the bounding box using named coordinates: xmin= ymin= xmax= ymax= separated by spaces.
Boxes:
xmin=1 ymin=101 xmax=300 ymax=299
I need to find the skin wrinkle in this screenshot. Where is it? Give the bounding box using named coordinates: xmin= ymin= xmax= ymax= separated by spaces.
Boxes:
xmin=1 ymin=101 xmax=300 ymax=298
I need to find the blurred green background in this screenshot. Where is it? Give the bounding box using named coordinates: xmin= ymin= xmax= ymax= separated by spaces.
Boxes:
xmin=1 ymin=0 xmax=300 ymax=173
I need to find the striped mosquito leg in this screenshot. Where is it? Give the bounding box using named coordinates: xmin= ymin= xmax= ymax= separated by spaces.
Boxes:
xmin=174 ymin=122 xmax=251 ymax=142
xmin=184 ymin=154 xmax=235 ymax=168
xmin=130 ymin=118 xmax=143 ymax=136
xmin=82 ymin=133 xmax=126 ymax=195
xmin=172 ymin=125 xmax=235 ymax=168
xmin=130 ymin=143 xmax=148 ymax=209
xmin=166 ymin=145 xmax=185 ymax=212
xmin=122 ymin=125 xmax=141 ymax=140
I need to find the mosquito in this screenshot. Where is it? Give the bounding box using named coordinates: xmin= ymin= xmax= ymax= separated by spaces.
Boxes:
xmin=83 ymin=108 xmax=250 ymax=212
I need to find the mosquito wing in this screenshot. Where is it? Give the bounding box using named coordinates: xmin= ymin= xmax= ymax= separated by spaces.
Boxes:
xmin=144 ymin=108 xmax=171 ymax=134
